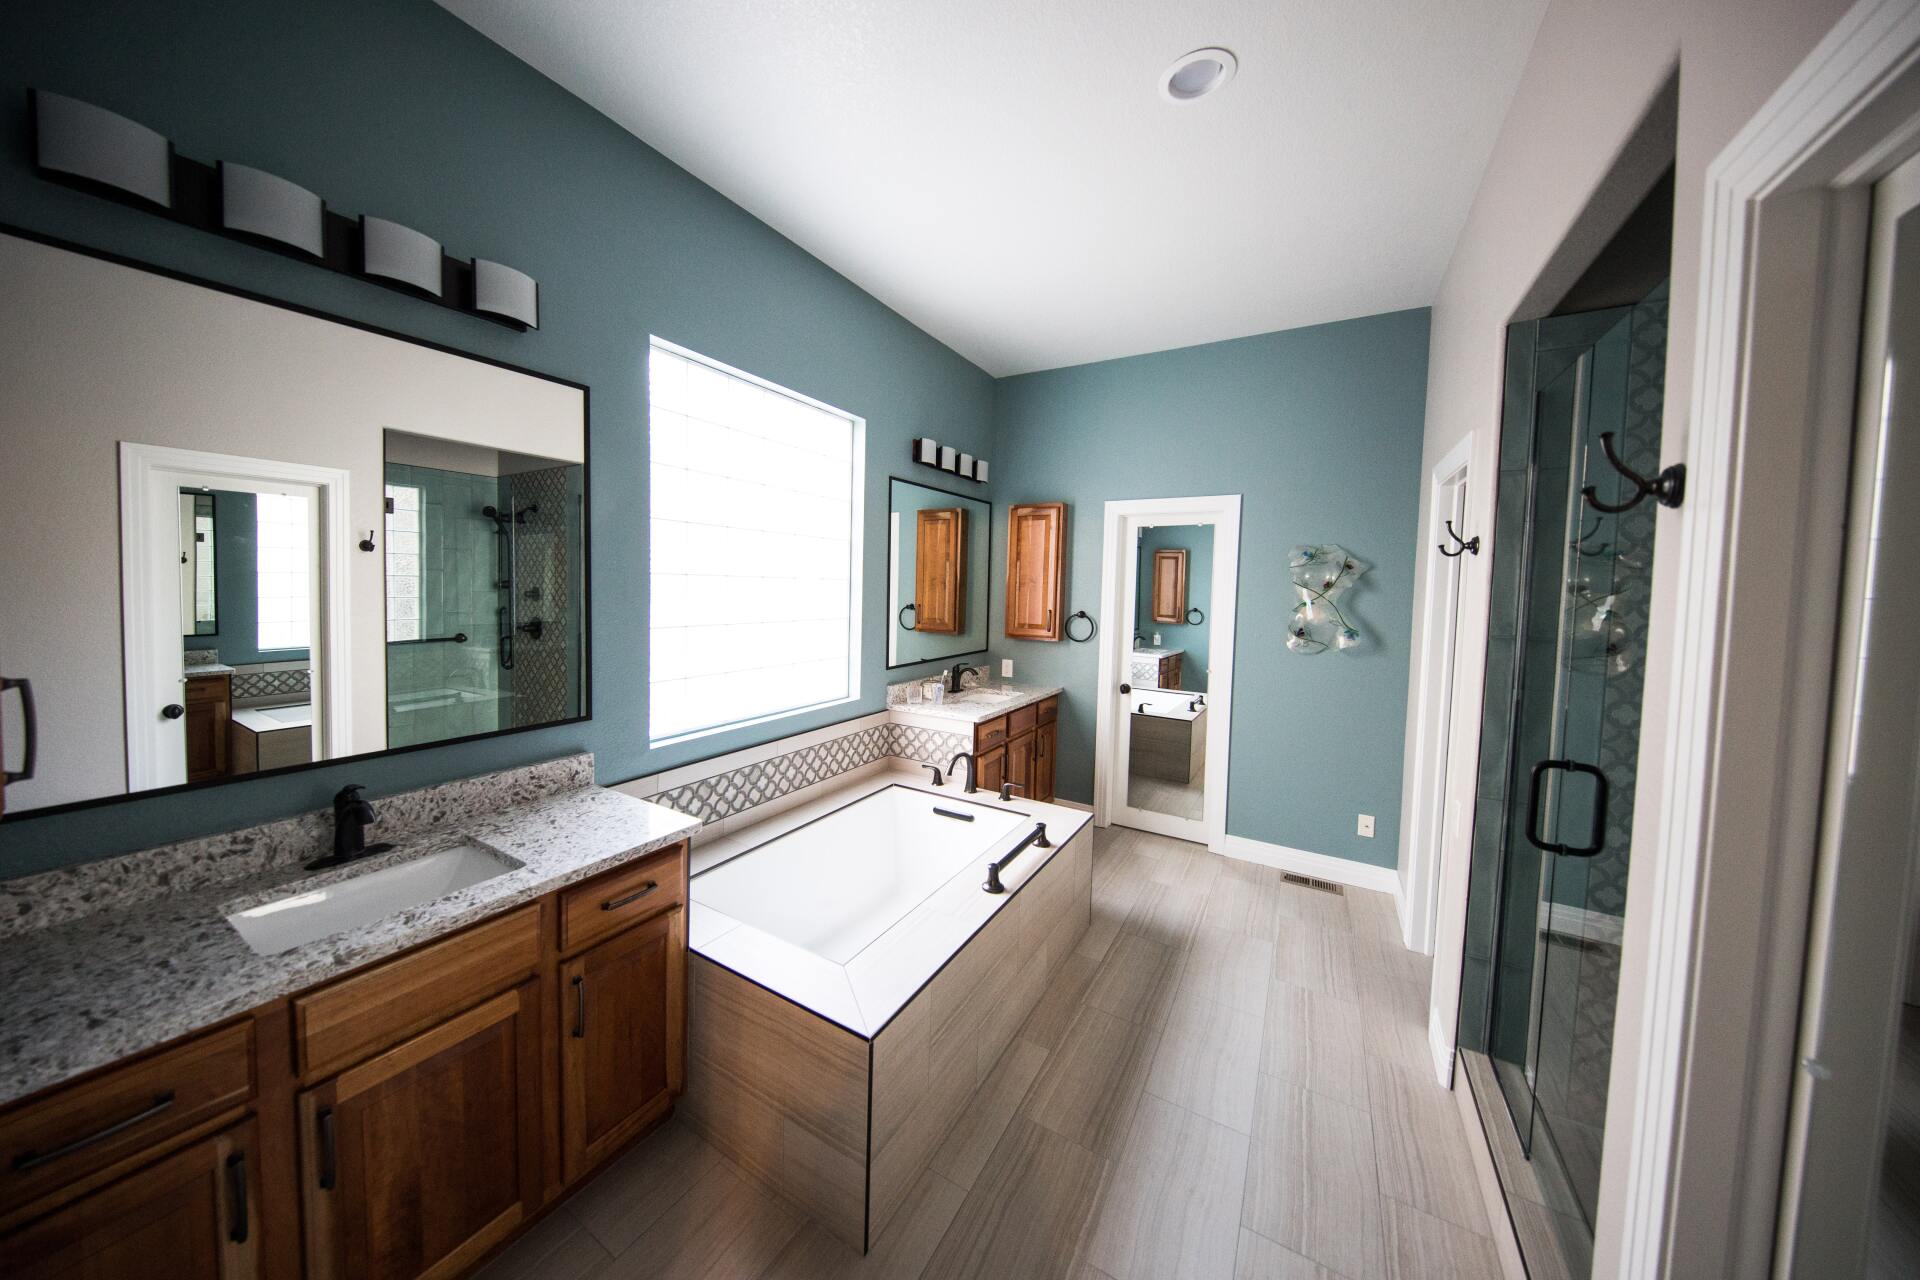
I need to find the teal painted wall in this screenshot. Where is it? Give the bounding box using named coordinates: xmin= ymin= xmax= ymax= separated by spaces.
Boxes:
xmin=1134 ymin=524 xmax=1213 ymax=693
xmin=0 ymin=0 xmax=992 ymax=874
xmin=992 ymin=310 xmax=1430 ymax=868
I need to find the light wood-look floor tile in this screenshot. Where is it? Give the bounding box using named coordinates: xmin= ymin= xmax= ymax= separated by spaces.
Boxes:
xmin=1243 ymin=1074 xmax=1386 ymax=1280
xmin=1123 ymin=881 xmax=1208 ymax=951
xmin=1270 ymin=921 xmax=1363 ymax=1004
xmin=1176 ymin=926 xmax=1274 ymax=1016
xmin=1233 ymin=1229 xmax=1342 ymax=1280
xmin=598 ymin=1157 xmax=803 ymax=1280
xmin=1082 ymin=1094 xmax=1249 ymax=1280
xmin=1261 ymin=982 xmax=1369 ymax=1111
xmin=931 ymin=1037 xmax=1050 ymax=1189
xmin=759 ymin=1167 xmax=969 ymax=1279
xmin=1381 ymin=1198 xmax=1503 ymax=1280
xmin=1023 ymin=951 xmax=1102 ymax=1050
xmin=570 ymin=1116 xmax=724 ymax=1255
xmin=921 ymin=1118 xmax=1110 ymax=1280
xmin=1365 ymin=1058 xmax=1491 ymax=1236
xmin=1150 ymin=842 xmax=1224 ymax=894
xmin=1145 ymin=996 xmax=1263 ymax=1134
xmin=1022 ymin=1005 xmax=1159 ymax=1158
xmin=1357 ymin=971 xmax=1434 ymax=1076
xmin=1086 ymin=932 xmax=1180 ymax=1024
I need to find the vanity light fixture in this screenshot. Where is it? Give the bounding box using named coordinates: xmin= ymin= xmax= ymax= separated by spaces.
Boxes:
xmin=361 ymin=216 xmax=444 ymax=297
xmin=939 ymin=445 xmax=959 ymax=473
xmin=472 ymin=258 xmax=539 ymax=330
xmin=915 ymin=438 xmax=940 ymax=466
xmin=908 ymin=436 xmax=988 ymax=484
xmin=958 ymin=453 xmax=975 ymax=479
xmin=32 ymin=89 xmax=173 ymax=208
xmin=1158 ymin=47 xmax=1238 ymax=103
xmin=220 ymin=162 xmax=324 ymax=258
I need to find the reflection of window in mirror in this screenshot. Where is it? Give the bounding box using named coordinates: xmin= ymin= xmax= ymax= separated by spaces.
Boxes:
xmin=254 ymin=492 xmax=314 ymax=652
xmin=914 ymin=507 xmax=967 ymax=633
xmin=178 ymin=490 xmax=218 ymax=636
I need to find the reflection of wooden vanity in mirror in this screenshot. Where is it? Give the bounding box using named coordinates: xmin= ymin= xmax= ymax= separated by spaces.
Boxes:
xmin=0 ymin=231 xmax=588 ymax=817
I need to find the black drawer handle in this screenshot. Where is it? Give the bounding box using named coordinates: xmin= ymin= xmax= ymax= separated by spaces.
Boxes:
xmin=572 ymin=974 xmax=587 ymax=1039
xmin=10 ymin=1091 xmax=175 ymax=1173
xmin=1526 ymin=759 xmax=1609 ymax=858
xmin=226 ymin=1151 xmax=249 ymax=1243
xmin=601 ymin=882 xmax=659 ymax=912
xmin=316 ymin=1106 xmax=336 ymax=1191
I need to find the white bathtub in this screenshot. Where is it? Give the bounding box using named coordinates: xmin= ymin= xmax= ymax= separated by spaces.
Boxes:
xmin=692 ymin=784 xmax=1029 ymax=963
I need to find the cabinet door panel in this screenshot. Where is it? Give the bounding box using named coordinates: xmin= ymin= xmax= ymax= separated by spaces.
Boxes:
xmin=1006 ymin=732 xmax=1034 ymax=799
xmin=1150 ymin=549 xmax=1188 ymax=624
xmin=560 ymin=907 xmax=683 ymax=1182
xmin=977 ymin=746 xmax=1007 ymax=796
xmin=1004 ymin=503 xmax=1065 ymax=640
xmin=913 ymin=507 xmax=967 ymax=635
xmin=300 ymin=984 xmax=540 ymax=1280
xmin=0 ymin=1119 xmax=258 ymax=1280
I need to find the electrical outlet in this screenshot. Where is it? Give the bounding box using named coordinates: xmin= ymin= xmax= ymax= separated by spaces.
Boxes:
xmin=1001 ymin=659 xmax=1014 ymax=678
xmin=1357 ymin=814 xmax=1375 ymax=838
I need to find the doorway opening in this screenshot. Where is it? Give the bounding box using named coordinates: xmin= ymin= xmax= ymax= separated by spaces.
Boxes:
xmin=1093 ymin=495 xmax=1241 ymax=849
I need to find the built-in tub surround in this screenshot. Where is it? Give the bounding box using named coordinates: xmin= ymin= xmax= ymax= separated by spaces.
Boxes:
xmin=682 ymin=767 xmax=1091 ymax=1249
xmin=0 ymin=753 xmax=699 ymax=1106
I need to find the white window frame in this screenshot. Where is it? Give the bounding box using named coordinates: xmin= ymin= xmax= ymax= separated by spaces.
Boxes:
xmin=645 ymin=335 xmax=865 ymax=749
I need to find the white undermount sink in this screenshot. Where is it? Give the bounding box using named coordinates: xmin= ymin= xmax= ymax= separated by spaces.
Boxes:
xmin=947 ymin=687 xmax=1022 ymax=704
xmin=225 ymin=844 xmax=520 ymax=956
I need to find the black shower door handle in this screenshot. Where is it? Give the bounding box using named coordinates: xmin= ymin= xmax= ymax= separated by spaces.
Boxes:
xmin=1525 ymin=758 xmax=1609 ymax=857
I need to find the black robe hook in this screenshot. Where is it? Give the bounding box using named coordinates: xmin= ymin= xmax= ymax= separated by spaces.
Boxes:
xmin=1584 ymin=431 xmax=1685 ymax=514
xmin=1439 ymin=519 xmax=1480 ymax=558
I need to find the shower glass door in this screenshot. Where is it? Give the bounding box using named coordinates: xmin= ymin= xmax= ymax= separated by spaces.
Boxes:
xmin=1459 ymin=288 xmax=1667 ymax=1250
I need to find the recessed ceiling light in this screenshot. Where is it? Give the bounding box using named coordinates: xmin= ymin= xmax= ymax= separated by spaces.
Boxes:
xmin=1159 ymin=47 xmax=1237 ymax=103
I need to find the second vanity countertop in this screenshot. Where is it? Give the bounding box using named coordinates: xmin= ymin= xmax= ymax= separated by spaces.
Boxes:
xmin=0 ymin=771 xmax=699 ymax=1108
xmin=884 ymin=680 xmax=1064 ymax=726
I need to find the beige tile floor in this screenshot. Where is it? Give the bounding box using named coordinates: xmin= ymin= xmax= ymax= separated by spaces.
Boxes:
xmin=478 ymin=826 xmax=1503 ymax=1280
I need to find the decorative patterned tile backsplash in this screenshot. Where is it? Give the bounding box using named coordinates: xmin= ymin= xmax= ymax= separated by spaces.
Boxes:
xmin=233 ymin=667 xmax=311 ymax=701
xmin=650 ymin=720 xmax=969 ymax=827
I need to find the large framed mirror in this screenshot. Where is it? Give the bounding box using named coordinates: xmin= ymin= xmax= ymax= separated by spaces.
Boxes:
xmin=886 ymin=477 xmax=990 ymax=668
xmin=0 ymin=231 xmax=588 ymax=818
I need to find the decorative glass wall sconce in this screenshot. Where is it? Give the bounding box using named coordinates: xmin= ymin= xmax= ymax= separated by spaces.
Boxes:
xmin=1286 ymin=544 xmax=1367 ymax=654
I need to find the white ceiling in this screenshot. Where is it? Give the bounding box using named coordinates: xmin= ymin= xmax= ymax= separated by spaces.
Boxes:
xmin=439 ymin=0 xmax=1547 ymax=376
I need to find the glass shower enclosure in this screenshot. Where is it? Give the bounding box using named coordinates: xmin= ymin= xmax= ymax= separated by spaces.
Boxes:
xmin=1456 ymin=284 xmax=1669 ymax=1264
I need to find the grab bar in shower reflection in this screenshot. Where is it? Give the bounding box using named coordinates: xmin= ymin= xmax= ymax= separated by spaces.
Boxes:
xmin=983 ymin=822 xmax=1052 ymax=894
xmin=388 ymin=632 xmax=469 ymax=646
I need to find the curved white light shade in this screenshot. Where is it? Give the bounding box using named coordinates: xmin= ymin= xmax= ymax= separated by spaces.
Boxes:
xmin=33 ymin=89 xmax=171 ymax=208
xmin=220 ymin=162 xmax=324 ymax=258
xmin=361 ymin=215 xmax=442 ymax=297
xmin=473 ymin=258 xmax=539 ymax=329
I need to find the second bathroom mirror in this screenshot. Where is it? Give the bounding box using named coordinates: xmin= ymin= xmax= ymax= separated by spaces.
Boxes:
xmin=887 ymin=477 xmax=990 ymax=668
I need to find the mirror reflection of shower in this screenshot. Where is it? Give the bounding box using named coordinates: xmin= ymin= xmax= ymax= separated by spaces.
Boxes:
xmin=482 ymin=499 xmax=543 ymax=673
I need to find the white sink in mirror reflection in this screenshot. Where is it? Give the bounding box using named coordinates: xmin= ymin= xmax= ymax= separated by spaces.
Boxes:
xmin=225 ymin=843 xmax=521 ymax=956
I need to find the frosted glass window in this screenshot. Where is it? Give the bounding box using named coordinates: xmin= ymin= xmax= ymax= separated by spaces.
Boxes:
xmin=648 ymin=338 xmax=863 ymax=745
xmin=255 ymin=492 xmax=313 ymax=652
xmin=384 ymin=483 xmax=421 ymax=642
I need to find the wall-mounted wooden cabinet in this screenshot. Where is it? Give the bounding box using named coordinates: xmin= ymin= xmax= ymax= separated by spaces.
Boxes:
xmin=1149 ymin=548 xmax=1188 ymax=624
xmin=913 ymin=507 xmax=967 ymax=635
xmin=0 ymin=842 xmax=690 ymax=1280
xmin=1004 ymin=502 xmax=1065 ymax=641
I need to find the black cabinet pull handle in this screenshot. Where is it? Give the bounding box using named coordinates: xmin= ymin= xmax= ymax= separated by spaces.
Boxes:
xmin=1525 ymin=759 xmax=1609 ymax=858
xmin=1 ymin=677 xmax=35 ymax=784
xmin=316 ymin=1107 xmax=336 ymax=1190
xmin=10 ymin=1091 xmax=175 ymax=1172
xmin=226 ymin=1151 xmax=249 ymax=1244
xmin=572 ymin=974 xmax=587 ymax=1038
xmin=601 ymin=882 xmax=658 ymax=912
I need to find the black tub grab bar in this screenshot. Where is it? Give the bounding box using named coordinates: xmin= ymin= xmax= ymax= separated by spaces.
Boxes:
xmin=984 ymin=822 xmax=1051 ymax=894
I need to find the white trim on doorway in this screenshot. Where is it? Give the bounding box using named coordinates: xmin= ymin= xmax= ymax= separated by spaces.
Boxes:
xmin=1606 ymin=4 xmax=1920 ymax=1276
xmin=119 ymin=443 xmax=353 ymax=792
xmin=1092 ymin=494 xmax=1241 ymax=852
xmin=1401 ymin=433 xmax=1477 ymax=958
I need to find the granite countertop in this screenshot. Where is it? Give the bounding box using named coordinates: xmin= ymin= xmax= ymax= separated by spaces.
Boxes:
xmin=184 ymin=661 xmax=238 ymax=676
xmin=885 ymin=680 xmax=1064 ymax=725
xmin=0 ymin=779 xmax=700 ymax=1107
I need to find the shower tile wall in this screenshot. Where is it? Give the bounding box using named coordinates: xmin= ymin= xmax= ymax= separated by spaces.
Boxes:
xmin=500 ymin=464 xmax=583 ymax=729
xmin=385 ymin=463 xmax=507 ymax=748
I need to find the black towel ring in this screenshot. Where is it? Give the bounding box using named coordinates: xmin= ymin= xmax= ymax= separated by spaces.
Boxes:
xmin=1065 ymin=610 xmax=1097 ymax=643
xmin=1185 ymin=606 xmax=1205 ymax=625
xmin=897 ymin=603 xmax=918 ymax=630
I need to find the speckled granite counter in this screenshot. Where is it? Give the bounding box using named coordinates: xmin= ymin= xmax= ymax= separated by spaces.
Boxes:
xmin=0 ymin=754 xmax=699 ymax=1107
xmin=884 ymin=680 xmax=1063 ymax=727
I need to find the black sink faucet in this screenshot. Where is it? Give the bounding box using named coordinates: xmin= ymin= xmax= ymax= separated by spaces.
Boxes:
xmin=305 ymin=784 xmax=393 ymax=871
xmin=946 ymin=661 xmax=979 ymax=694
xmin=948 ymin=751 xmax=978 ymax=794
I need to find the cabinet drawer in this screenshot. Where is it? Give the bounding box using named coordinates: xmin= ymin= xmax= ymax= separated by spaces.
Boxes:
xmin=0 ymin=1021 xmax=252 ymax=1213
xmin=1037 ymin=696 xmax=1058 ymax=725
xmin=294 ymin=906 xmax=539 ymax=1081
xmin=558 ymin=844 xmax=687 ymax=956
xmin=977 ymin=716 xmax=1008 ymax=751
xmin=183 ymin=675 xmax=228 ymax=703
xmin=1008 ymin=704 xmax=1038 ymax=737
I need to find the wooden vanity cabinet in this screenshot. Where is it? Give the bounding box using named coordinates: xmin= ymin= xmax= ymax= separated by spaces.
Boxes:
xmin=184 ymin=674 xmax=232 ymax=782
xmin=913 ymin=507 xmax=967 ymax=635
xmin=1004 ymin=502 xmax=1065 ymax=640
xmin=0 ymin=1118 xmax=260 ymax=1280
xmin=970 ymin=695 xmax=1058 ymax=802
xmin=0 ymin=839 xmax=691 ymax=1280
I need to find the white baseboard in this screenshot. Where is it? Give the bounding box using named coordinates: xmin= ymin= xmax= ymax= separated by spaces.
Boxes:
xmin=1430 ymin=1013 xmax=1454 ymax=1088
xmin=1219 ymin=834 xmax=1400 ymax=897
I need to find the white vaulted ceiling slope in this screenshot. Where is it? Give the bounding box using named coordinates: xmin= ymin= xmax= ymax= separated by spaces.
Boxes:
xmin=438 ymin=0 xmax=1548 ymax=376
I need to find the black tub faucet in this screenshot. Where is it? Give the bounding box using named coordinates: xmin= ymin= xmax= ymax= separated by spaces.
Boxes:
xmin=305 ymin=784 xmax=393 ymax=871
xmin=949 ymin=751 xmax=978 ymax=794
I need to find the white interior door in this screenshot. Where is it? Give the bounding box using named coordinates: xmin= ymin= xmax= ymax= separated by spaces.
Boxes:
xmin=1775 ymin=147 xmax=1920 ymax=1277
